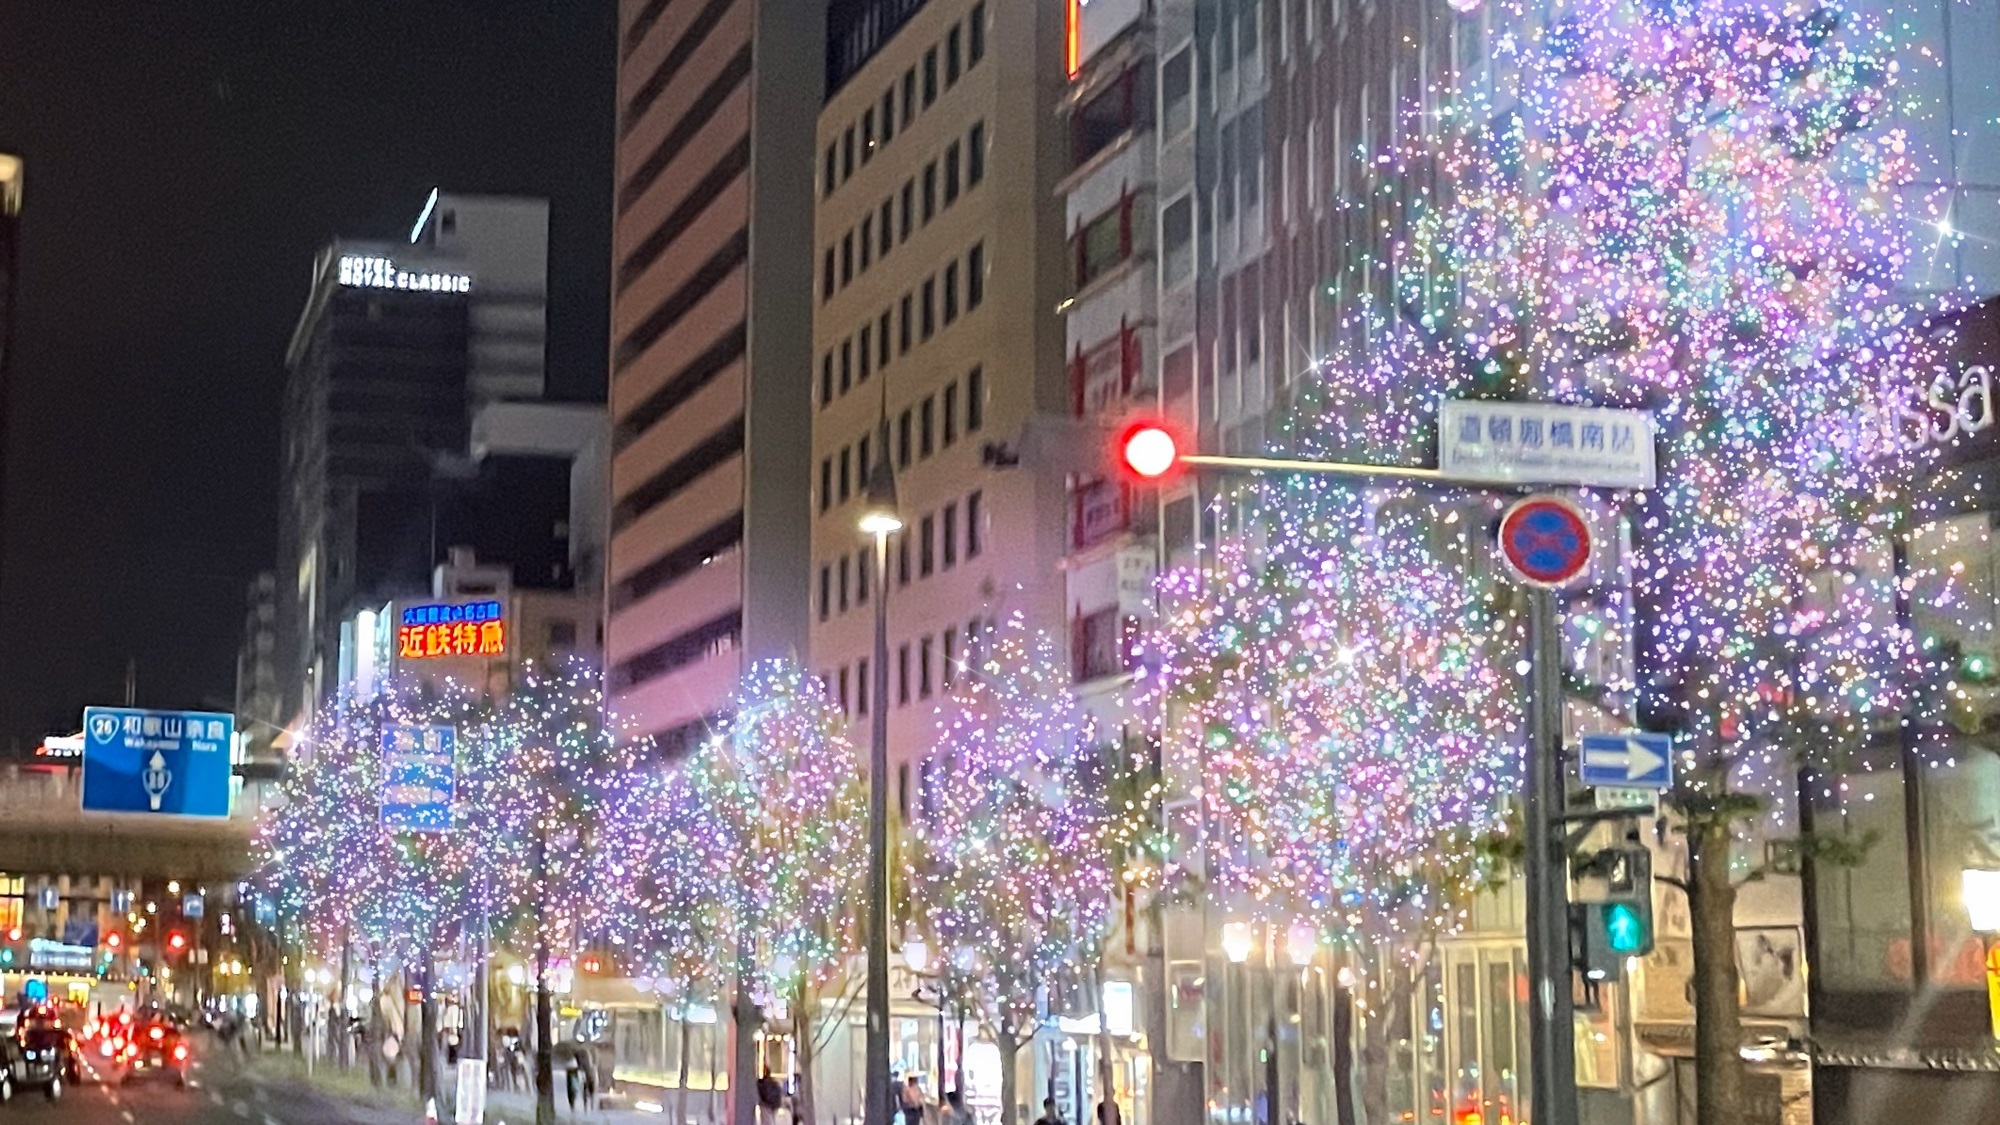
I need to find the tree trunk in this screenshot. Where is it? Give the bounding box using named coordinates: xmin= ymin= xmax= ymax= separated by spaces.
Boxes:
xmin=369 ymin=964 xmax=385 ymax=1088
xmin=733 ymin=976 xmax=760 ymax=1125
xmin=336 ymin=934 xmax=353 ymax=1069
xmin=536 ymin=933 xmax=556 ymax=1125
xmin=795 ymin=983 xmax=818 ymax=1125
xmin=420 ymin=947 xmax=442 ymax=1107
xmin=997 ymin=1027 xmax=1021 ymax=1125
xmin=1090 ymin=961 xmax=1115 ymax=1118
xmin=287 ymin=922 xmax=304 ymax=1057
xmin=676 ymin=1007 xmax=694 ymax=1125
xmin=1689 ymin=819 xmax=1745 ymax=1125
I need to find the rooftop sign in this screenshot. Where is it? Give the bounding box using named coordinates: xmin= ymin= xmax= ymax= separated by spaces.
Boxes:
xmin=338 ymin=255 xmax=470 ymax=294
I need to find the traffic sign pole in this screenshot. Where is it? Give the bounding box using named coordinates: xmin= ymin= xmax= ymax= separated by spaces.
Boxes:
xmin=1525 ymin=588 xmax=1580 ymax=1125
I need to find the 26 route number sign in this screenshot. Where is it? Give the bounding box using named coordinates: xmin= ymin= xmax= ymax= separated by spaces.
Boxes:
xmin=1498 ymin=496 xmax=1592 ymax=588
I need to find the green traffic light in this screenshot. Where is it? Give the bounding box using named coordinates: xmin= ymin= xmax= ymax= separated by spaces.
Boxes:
xmin=1604 ymin=903 xmax=1647 ymax=954
xmin=0 ymin=949 xmax=12 ymax=965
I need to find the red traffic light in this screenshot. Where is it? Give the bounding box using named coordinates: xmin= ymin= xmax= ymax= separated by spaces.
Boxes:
xmin=1119 ymin=422 xmax=1182 ymax=482
xmin=167 ymin=931 xmax=186 ymax=952
xmin=104 ymin=933 xmax=121 ymax=949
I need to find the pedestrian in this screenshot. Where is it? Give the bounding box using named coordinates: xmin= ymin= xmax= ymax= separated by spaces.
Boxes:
xmin=583 ymin=1050 xmax=599 ymax=1112
xmin=758 ymin=1066 xmax=785 ymax=1125
xmin=901 ymin=1075 xmax=926 ymax=1125
xmin=566 ymin=1051 xmax=582 ymax=1114
xmin=944 ymin=1090 xmax=967 ymax=1125
xmin=1035 ymin=1098 xmax=1064 ymax=1125
xmin=1096 ymin=1101 xmax=1122 ymax=1125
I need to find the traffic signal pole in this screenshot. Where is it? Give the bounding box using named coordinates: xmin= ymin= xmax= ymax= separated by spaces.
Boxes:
xmin=1121 ymin=432 xmax=1583 ymax=1125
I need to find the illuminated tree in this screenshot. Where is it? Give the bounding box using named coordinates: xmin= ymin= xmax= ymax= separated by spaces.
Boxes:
xmin=911 ymin=617 xmax=1112 ymax=1125
xmin=680 ymin=661 xmax=865 ymax=1125
xmin=1287 ymin=1 xmax=1939 ymax=1119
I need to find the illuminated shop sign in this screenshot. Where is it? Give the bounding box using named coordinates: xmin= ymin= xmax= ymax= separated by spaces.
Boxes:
xmin=397 ymin=600 xmax=506 ymax=660
xmin=338 ymin=255 xmax=471 ymax=293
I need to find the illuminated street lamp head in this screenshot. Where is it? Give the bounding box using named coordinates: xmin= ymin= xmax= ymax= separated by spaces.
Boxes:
xmin=859 ymin=421 xmax=902 ymax=537
xmin=902 ymin=936 xmax=930 ymax=974
xmin=1965 ymin=867 xmax=2000 ymax=933
xmin=1221 ymin=921 xmax=1254 ymax=964
xmin=1120 ymin=422 xmax=1181 ymax=482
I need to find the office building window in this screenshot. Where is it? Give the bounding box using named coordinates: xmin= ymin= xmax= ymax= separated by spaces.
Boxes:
xmin=838 ymin=446 xmax=852 ymax=502
xmin=1162 ymin=47 xmax=1193 ymax=138
xmin=880 ymin=199 xmax=894 ymax=255
xmin=944 ymin=626 xmax=957 ymax=686
xmin=857 ymin=658 xmax=870 ymax=714
xmin=818 ymin=565 xmax=831 ymax=620
xmin=967 ymin=490 xmax=983 ymax=557
xmin=923 ymin=47 xmax=938 ymax=106
xmin=858 ymin=548 xmax=871 ymax=604
xmin=858 ymin=435 xmax=871 ymax=480
xmin=860 ymin=216 xmax=873 ymax=270
xmin=967 ymin=366 xmax=984 ymax=431
xmin=943 ymin=382 xmax=959 ymax=445
xmin=901 ymin=181 xmax=914 ymax=241
xmin=945 ymin=142 xmax=962 ymax=204
xmin=968 ymin=122 xmax=986 ymax=186
xmin=943 ymin=502 xmax=958 ymax=568
xmin=823 ymin=143 xmax=837 ymax=198
xmin=838 ymin=666 xmax=850 ymax=713
xmin=819 ymin=458 xmax=832 ymax=512
xmin=882 ymin=88 xmax=896 ymax=143
xmin=899 ymin=534 xmax=911 ymax=586
xmin=902 ymin=68 xmax=916 ymax=127
xmin=920 ymin=635 xmax=935 ymax=697
xmin=898 ymin=644 xmax=911 ymax=704
xmin=822 ymin=247 xmax=835 ymax=301
xmin=898 ymin=762 xmax=909 ymax=820
xmin=947 ymin=25 xmax=962 ymax=85
xmin=921 ymin=278 xmax=936 ymax=340
xmin=920 ymin=514 xmax=936 ymax=576
xmin=967 ymin=243 xmax=985 ymax=309
xmin=821 ymin=354 xmax=834 ymax=407
xmin=899 ymin=409 xmax=914 ymax=466
xmin=859 ymin=326 xmax=873 ymax=378
xmin=843 ymin=125 xmax=856 ymax=179
xmin=840 ymin=339 xmax=853 ymax=391
xmin=900 ymin=293 xmax=913 ymax=353
xmin=839 ymin=555 xmax=851 ymax=612
xmin=969 ymin=3 xmax=985 ymax=64
xmin=879 ymin=311 xmax=892 ymax=366
xmin=923 ymin=162 xmax=937 ymax=223
xmin=943 ymin=262 xmax=960 ymax=325
xmin=921 ymin=396 xmax=936 ymax=456
xmin=1162 ymin=194 xmax=1195 ymax=287
xmin=862 ymin=108 xmax=875 ymax=161
xmin=841 ymin=230 xmax=854 ymax=285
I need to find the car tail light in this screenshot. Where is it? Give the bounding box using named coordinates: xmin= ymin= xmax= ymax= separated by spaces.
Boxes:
xmin=150 ymin=1027 xmax=164 ymax=1041
xmin=173 ymin=1045 xmax=188 ymax=1061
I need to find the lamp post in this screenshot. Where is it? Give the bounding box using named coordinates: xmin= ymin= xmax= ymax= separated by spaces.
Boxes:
xmin=1965 ymin=866 xmax=2000 ymax=1041
xmin=861 ymin=431 xmax=902 ymax=1125
xmin=1222 ymin=923 xmax=1253 ymax=1125
xmin=904 ymin=938 xmax=947 ymax=1101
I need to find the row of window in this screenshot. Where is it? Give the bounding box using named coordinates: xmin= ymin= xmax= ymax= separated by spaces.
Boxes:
xmin=822 ymin=3 xmax=988 ymax=200
xmin=819 ymin=489 xmax=986 ymax=621
xmin=819 ymin=243 xmax=986 ymax=409
xmin=819 ymin=367 xmax=986 ymax=515
xmin=822 ymin=123 xmax=987 ymax=305
xmin=825 ymin=615 xmax=997 ymax=720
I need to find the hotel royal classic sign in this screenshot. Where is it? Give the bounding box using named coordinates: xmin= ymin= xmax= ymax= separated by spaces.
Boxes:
xmin=396 ymin=599 xmax=507 ymax=661
xmin=337 ymin=254 xmax=470 ymax=294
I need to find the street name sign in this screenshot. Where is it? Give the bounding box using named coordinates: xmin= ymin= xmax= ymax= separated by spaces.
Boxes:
xmin=1440 ymin=401 xmax=1656 ymax=489
xmin=381 ymin=723 xmax=456 ymax=833
xmin=1579 ymin=732 xmax=1674 ymax=790
xmin=80 ymin=707 xmax=235 ymax=818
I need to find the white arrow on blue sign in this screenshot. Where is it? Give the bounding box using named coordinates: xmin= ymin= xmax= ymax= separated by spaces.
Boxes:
xmin=1578 ymin=732 xmax=1674 ymax=790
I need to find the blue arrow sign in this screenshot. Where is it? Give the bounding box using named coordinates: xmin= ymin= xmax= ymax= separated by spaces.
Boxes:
xmin=381 ymin=724 xmax=456 ymax=833
xmin=81 ymin=707 xmax=235 ymax=818
xmin=1579 ymin=732 xmax=1674 ymax=790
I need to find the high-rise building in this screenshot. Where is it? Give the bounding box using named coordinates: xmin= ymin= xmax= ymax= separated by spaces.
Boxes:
xmin=276 ymin=242 xmax=475 ymax=727
xmin=410 ymin=191 xmax=551 ymax=404
xmin=0 ymin=153 xmax=20 ymax=594
xmin=808 ymin=0 xmax=1072 ymax=792
xmin=604 ymin=0 xmax=823 ymax=752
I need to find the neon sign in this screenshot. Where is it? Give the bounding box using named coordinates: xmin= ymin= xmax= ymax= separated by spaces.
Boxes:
xmin=338 ymin=255 xmax=471 ymax=294
xmin=397 ymin=601 xmax=506 ymax=660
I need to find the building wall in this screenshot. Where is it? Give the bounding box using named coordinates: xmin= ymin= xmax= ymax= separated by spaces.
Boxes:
xmin=413 ymin=192 xmax=552 ymax=404
xmin=607 ymin=0 xmax=821 ymax=753
xmin=807 ymin=0 xmax=1071 ymax=821
xmin=0 ymin=154 xmax=19 ymax=599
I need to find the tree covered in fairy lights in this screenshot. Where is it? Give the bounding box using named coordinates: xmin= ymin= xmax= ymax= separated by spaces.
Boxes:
xmin=1269 ymin=0 xmax=1944 ymax=1119
xmin=678 ymin=660 xmax=865 ymax=1125
xmin=911 ymin=617 xmax=1112 ymax=1125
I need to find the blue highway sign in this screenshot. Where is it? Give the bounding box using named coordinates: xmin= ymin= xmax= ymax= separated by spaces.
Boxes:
xmin=81 ymin=707 xmax=235 ymax=818
xmin=1579 ymin=732 xmax=1674 ymax=790
xmin=381 ymin=724 xmax=456 ymax=833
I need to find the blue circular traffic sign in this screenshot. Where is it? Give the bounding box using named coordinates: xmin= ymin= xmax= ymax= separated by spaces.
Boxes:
xmin=1498 ymin=496 xmax=1592 ymax=587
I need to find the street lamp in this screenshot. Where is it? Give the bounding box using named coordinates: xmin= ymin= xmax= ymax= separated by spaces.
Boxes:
xmin=904 ymin=938 xmax=946 ymax=1101
xmin=1966 ymin=866 xmax=2000 ymax=1041
xmin=862 ymin=425 xmax=901 ymax=1125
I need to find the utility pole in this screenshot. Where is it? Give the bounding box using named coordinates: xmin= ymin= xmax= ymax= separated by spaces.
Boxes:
xmin=1524 ymin=589 xmax=1579 ymax=1125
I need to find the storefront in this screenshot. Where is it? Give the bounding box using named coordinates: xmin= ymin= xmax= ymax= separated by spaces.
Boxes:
xmin=1806 ymin=295 xmax=2000 ymax=1123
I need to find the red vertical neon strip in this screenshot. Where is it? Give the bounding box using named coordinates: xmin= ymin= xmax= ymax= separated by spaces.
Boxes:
xmin=1066 ymin=0 xmax=1082 ymax=76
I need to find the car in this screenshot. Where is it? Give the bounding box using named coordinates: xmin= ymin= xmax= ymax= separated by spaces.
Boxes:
xmin=13 ymin=1021 xmax=80 ymax=1100
xmin=120 ymin=1021 xmax=188 ymax=1088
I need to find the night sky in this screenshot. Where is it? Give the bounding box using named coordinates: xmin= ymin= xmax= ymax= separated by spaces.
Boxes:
xmin=0 ymin=2 xmax=615 ymax=749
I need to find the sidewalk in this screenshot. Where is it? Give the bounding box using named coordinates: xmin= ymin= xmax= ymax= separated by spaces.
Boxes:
xmin=229 ymin=1033 xmax=663 ymax=1125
